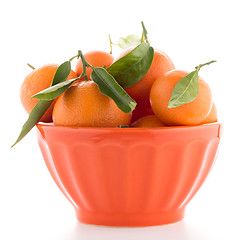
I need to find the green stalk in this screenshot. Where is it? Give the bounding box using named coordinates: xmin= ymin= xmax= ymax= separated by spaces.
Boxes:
xmin=108 ymin=34 xmax=113 ymax=54
xmin=141 ymin=21 xmax=149 ymax=44
xmin=195 ymin=60 xmax=216 ymax=72
xmin=79 ymin=50 xmax=91 ymax=81
xmin=69 ymin=50 xmax=81 ymax=62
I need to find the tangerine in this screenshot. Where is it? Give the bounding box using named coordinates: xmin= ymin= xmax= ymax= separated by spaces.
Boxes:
xmin=131 ymin=115 xmax=166 ymax=128
xmin=202 ymin=103 xmax=217 ymax=124
xmin=130 ymin=105 xmax=154 ymax=124
xmin=115 ymin=48 xmax=175 ymax=108
xmin=150 ymin=70 xmax=213 ymax=126
xmin=52 ymin=80 xmax=132 ymax=127
xmin=20 ymin=64 xmax=78 ymax=122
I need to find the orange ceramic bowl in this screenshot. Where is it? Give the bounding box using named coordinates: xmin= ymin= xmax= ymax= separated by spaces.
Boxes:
xmin=36 ymin=122 xmax=222 ymax=227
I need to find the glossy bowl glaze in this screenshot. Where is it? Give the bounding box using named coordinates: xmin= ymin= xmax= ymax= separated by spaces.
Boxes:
xmin=36 ymin=122 xmax=222 ymax=227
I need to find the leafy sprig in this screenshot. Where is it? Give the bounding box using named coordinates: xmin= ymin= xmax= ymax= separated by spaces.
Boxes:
xmin=32 ymin=51 xmax=138 ymax=113
xmin=107 ymin=42 xmax=154 ymax=88
xmin=168 ymin=60 xmax=216 ymax=109
xmin=12 ymin=22 xmax=154 ymax=147
xmin=109 ymin=21 xmax=149 ymax=51
xmin=12 ymin=52 xmax=81 ymax=147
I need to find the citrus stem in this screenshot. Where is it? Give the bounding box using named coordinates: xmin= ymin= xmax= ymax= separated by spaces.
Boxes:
xmin=141 ymin=21 xmax=149 ymax=44
xmin=108 ymin=34 xmax=113 ymax=54
xmin=195 ymin=60 xmax=216 ymax=72
xmin=69 ymin=50 xmax=81 ymax=62
xmin=27 ymin=63 xmax=35 ymax=70
xmin=79 ymin=50 xmax=91 ymax=81
xmin=140 ymin=31 xmax=144 ymax=43
xmin=108 ymin=35 xmax=120 ymax=53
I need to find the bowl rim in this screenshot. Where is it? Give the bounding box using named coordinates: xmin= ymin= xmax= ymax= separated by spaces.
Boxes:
xmin=36 ymin=122 xmax=222 ymax=132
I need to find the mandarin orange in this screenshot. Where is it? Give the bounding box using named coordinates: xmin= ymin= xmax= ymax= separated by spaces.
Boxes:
xmin=53 ymin=80 xmax=132 ymax=127
xmin=150 ymin=70 xmax=213 ymax=126
xmin=131 ymin=115 xmax=166 ymax=128
xmin=130 ymin=105 xmax=154 ymax=124
xmin=20 ymin=64 xmax=78 ymax=122
xmin=202 ymin=103 xmax=217 ymax=124
xmin=115 ymin=48 xmax=175 ymax=108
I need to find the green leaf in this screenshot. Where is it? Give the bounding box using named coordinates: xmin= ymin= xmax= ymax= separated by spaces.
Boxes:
xmin=31 ymin=77 xmax=80 ymax=100
xmin=168 ymin=60 xmax=216 ymax=109
xmin=91 ymin=67 xmax=136 ymax=113
xmin=11 ymin=100 xmax=53 ymax=147
xmin=118 ymin=34 xmax=141 ymax=49
xmin=107 ymin=42 xmax=154 ymax=88
xmin=12 ymin=61 xmax=72 ymax=147
xmin=31 ymin=60 xmax=73 ymax=101
xmin=51 ymin=61 xmax=71 ymax=86
xmin=168 ymin=71 xmax=199 ymax=109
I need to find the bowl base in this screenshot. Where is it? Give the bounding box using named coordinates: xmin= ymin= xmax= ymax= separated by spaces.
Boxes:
xmin=75 ymin=209 xmax=185 ymax=227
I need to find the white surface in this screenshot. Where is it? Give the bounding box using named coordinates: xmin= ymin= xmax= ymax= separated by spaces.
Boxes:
xmin=1 ymin=0 xmax=240 ymax=239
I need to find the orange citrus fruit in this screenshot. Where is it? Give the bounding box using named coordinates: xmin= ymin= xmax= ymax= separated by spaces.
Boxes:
xmin=20 ymin=64 xmax=78 ymax=122
xmin=53 ymin=80 xmax=132 ymax=127
xmin=130 ymin=105 xmax=154 ymax=124
xmin=115 ymin=48 xmax=175 ymax=108
xmin=131 ymin=115 xmax=166 ymax=127
xmin=202 ymin=103 xmax=217 ymax=124
xmin=150 ymin=70 xmax=213 ymax=126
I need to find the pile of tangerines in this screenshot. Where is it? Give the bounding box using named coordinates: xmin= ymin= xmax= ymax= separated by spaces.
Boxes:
xmin=20 ymin=48 xmax=217 ymax=130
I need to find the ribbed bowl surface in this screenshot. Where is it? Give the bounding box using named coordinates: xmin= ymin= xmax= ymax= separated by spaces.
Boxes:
xmin=36 ymin=123 xmax=222 ymax=226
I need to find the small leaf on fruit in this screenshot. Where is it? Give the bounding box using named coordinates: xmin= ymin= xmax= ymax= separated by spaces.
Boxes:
xmin=118 ymin=34 xmax=142 ymax=49
xmin=91 ymin=67 xmax=136 ymax=113
xmin=107 ymin=42 xmax=154 ymax=88
xmin=168 ymin=60 xmax=216 ymax=109
xmin=168 ymin=71 xmax=199 ymax=109
xmin=51 ymin=61 xmax=71 ymax=85
xmin=11 ymin=100 xmax=53 ymax=147
xmin=31 ymin=77 xmax=80 ymax=100
xmin=12 ymin=60 xmax=73 ymax=147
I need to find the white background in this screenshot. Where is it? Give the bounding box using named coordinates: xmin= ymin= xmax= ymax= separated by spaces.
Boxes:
xmin=1 ymin=0 xmax=240 ymax=239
